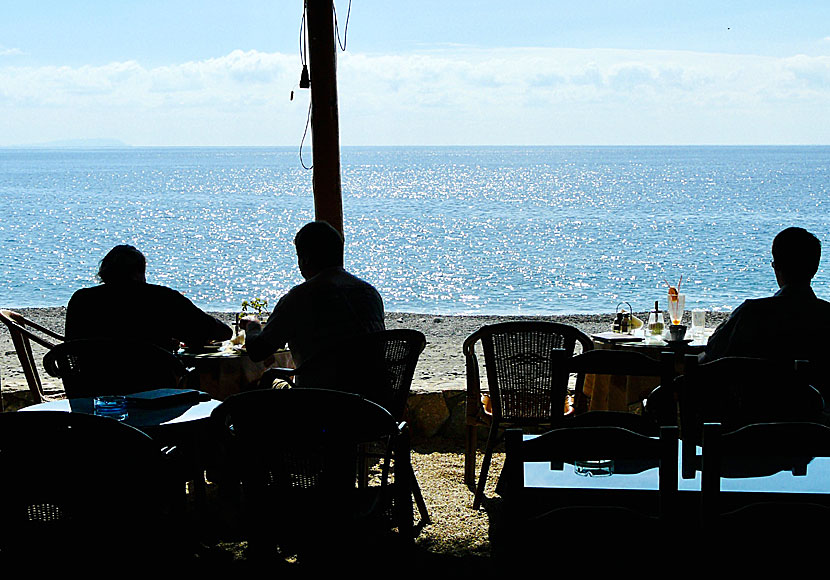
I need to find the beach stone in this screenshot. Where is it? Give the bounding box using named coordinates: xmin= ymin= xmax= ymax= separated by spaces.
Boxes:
xmin=439 ymin=389 xmax=469 ymax=440
xmin=407 ymin=391 xmax=450 ymax=438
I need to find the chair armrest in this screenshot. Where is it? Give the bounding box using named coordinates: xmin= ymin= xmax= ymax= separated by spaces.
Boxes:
xmin=465 ymin=349 xmax=491 ymax=426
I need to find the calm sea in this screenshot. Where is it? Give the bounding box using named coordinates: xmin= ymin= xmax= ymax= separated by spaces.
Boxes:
xmin=1 ymin=146 xmax=829 ymax=315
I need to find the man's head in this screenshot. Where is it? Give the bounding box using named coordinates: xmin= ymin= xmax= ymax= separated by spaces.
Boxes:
xmin=771 ymin=227 xmax=821 ymax=287
xmin=98 ymin=245 xmax=146 ymax=284
xmin=294 ymin=221 xmax=344 ymax=279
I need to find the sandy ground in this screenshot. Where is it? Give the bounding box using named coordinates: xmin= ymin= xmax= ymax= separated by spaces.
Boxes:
xmin=1 ymin=307 xmax=728 ymax=398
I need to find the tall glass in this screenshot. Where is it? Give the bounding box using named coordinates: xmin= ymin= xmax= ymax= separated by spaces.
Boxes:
xmin=691 ymin=309 xmax=706 ymax=339
xmin=667 ymin=293 xmax=685 ymax=326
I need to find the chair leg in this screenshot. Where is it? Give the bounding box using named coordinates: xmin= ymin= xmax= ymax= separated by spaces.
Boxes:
xmin=465 ymin=425 xmax=477 ymax=489
xmin=410 ymin=469 xmax=431 ymax=525
xmin=473 ymin=426 xmax=499 ymax=510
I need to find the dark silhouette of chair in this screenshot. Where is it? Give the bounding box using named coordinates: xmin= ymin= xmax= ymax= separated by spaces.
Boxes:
xmin=463 ymin=321 xmax=592 ymax=509
xmin=499 ymin=424 xmax=679 ymax=559
xmin=260 ymin=329 xmax=425 ymax=415
xmin=701 ymin=421 xmax=830 ymax=547
xmin=259 ymin=329 xmax=430 ymax=524
xmin=566 ymin=349 xmax=677 ymax=434
xmin=0 ymin=410 xmax=177 ymax=564
xmin=0 ymin=309 xmax=65 ymax=406
xmin=43 ymin=338 xmax=192 ymax=398
xmin=678 ymin=355 xmax=823 ymax=478
xmin=210 ymin=388 xmax=415 ymax=560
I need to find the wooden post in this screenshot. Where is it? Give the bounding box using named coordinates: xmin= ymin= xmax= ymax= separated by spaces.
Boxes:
xmin=306 ymin=0 xmax=344 ymax=237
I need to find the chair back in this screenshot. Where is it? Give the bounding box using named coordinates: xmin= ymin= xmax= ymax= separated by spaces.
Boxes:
xmin=678 ymin=355 xmax=823 ymax=477
xmin=502 ymin=424 xmax=679 ymax=550
xmin=0 ymin=309 xmax=65 ymax=404
xmin=43 ymin=338 xmax=188 ymax=398
xmin=211 ymin=388 xmax=407 ymax=551
xmin=268 ymin=329 xmax=426 ymax=420
xmin=701 ymin=421 xmax=830 ymax=535
xmin=565 ymin=349 xmax=676 ymax=434
xmin=0 ymin=411 xmax=172 ymax=559
xmin=464 ymin=321 xmax=592 ymax=427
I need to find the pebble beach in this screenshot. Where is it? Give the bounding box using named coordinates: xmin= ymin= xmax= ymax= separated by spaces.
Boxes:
xmin=1 ymin=306 xmax=729 ymax=398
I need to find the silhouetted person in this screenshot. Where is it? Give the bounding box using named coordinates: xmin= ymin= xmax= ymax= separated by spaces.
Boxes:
xmin=242 ymin=221 xmax=385 ymax=386
xmin=702 ymin=227 xmax=830 ymax=395
xmin=66 ymin=244 xmax=232 ymax=351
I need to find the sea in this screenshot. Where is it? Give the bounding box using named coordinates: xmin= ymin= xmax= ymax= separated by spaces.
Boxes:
xmin=1 ymin=146 xmax=829 ymax=315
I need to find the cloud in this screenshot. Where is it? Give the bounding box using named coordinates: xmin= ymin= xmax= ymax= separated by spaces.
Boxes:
xmin=1 ymin=47 xmax=829 ymax=145
xmin=333 ymin=47 xmax=830 ymax=143
xmin=0 ymin=49 xmax=297 ymax=107
xmin=0 ymin=46 xmax=23 ymax=56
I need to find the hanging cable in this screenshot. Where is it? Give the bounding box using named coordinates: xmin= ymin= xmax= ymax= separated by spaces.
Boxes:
xmin=298 ymin=1 xmax=310 ymax=88
xmin=333 ymin=0 xmax=352 ymax=52
xmin=297 ymin=1 xmax=312 ymax=170
xmin=299 ymin=101 xmax=313 ymax=170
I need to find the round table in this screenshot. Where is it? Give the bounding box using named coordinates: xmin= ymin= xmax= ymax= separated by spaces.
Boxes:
xmin=178 ymin=348 xmax=294 ymax=400
xmin=20 ymin=394 xmax=220 ymax=437
xmin=21 ymin=392 xmax=224 ymax=506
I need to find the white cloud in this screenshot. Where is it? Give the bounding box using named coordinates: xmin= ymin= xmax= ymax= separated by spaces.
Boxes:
xmin=0 ymin=46 xmax=23 ymax=56
xmin=335 ymin=48 xmax=830 ymax=144
xmin=1 ymin=47 xmax=829 ymax=145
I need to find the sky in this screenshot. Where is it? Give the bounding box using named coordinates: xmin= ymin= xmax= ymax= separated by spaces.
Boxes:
xmin=1 ymin=1 xmax=829 ymax=146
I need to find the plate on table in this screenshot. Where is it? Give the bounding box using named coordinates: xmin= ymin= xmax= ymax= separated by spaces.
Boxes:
xmin=592 ymin=332 xmax=643 ymax=343
xmin=665 ymin=339 xmax=693 ymax=348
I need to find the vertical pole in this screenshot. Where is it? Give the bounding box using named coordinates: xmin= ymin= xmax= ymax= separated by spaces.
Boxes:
xmin=306 ymin=0 xmax=344 ymax=237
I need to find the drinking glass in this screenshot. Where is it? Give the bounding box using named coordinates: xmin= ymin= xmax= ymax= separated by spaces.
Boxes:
xmin=647 ymin=310 xmax=665 ymax=343
xmin=574 ymin=459 xmax=614 ymax=477
xmin=94 ymin=395 xmax=128 ymax=421
xmin=691 ymin=309 xmax=706 ymax=339
xmin=668 ymin=293 xmax=685 ymax=326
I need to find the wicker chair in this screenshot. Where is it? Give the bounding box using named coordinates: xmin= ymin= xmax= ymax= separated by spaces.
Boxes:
xmin=0 ymin=309 xmax=65 ymax=407
xmin=259 ymin=329 xmax=429 ymax=524
xmin=211 ymin=388 xmax=415 ymax=559
xmin=464 ymin=321 xmax=593 ymax=509
xmin=0 ymin=410 xmax=177 ymax=563
xmin=43 ymin=338 xmax=192 ymax=398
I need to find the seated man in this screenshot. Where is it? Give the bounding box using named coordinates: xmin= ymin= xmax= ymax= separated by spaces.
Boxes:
xmin=66 ymin=245 xmax=232 ymax=351
xmin=242 ymin=221 xmax=385 ymax=386
xmin=702 ymin=227 xmax=830 ymax=395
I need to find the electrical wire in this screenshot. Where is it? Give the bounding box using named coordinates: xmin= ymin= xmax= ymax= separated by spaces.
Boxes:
xmin=298 ymin=0 xmax=350 ymax=170
xmin=299 ymin=1 xmax=308 ymax=66
xmin=298 ymin=1 xmax=312 ymax=170
xmin=333 ymin=0 xmax=352 ymax=52
xmin=299 ymin=100 xmax=313 ymax=170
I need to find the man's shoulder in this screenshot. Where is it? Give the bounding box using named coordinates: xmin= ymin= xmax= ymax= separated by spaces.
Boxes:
xmin=740 ymin=291 xmax=830 ymax=311
xmin=292 ymin=268 xmax=380 ymax=294
xmin=142 ymin=283 xmax=187 ymax=299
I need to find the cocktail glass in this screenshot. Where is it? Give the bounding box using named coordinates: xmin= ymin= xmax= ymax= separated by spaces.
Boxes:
xmin=667 ymin=293 xmax=685 ymax=326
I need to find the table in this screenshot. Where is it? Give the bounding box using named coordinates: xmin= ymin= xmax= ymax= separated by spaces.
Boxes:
xmin=582 ymin=332 xmax=709 ymax=412
xmin=20 ymin=391 xmax=224 ymax=526
xmin=21 ymin=391 xmax=222 ymax=476
xmin=20 ymin=392 xmax=220 ymax=438
xmin=178 ymin=348 xmax=294 ymax=400
xmin=519 ymin=437 xmax=830 ymax=514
